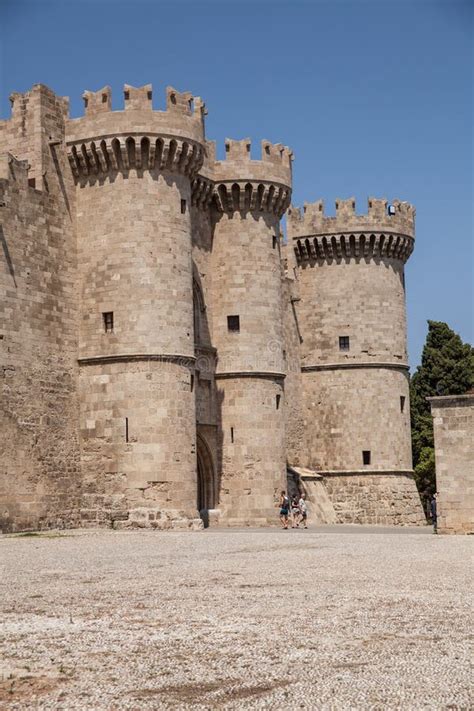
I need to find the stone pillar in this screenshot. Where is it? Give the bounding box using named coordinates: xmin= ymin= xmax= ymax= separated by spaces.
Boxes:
xmin=428 ymin=393 xmax=474 ymax=534
xmin=287 ymin=197 xmax=425 ymax=525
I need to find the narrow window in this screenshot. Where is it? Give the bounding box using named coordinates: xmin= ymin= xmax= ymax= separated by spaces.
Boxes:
xmin=103 ymin=312 xmax=114 ymax=333
xmin=125 ymin=417 xmax=129 ymax=443
xmin=362 ymin=450 xmax=371 ymax=465
xmin=227 ymin=315 xmax=240 ymax=332
xmin=230 ymin=427 xmax=234 ymax=443
xmin=124 ymin=90 xmax=130 ymax=101
xmin=181 ymin=199 xmax=187 ymax=214
xmin=400 ymin=396 xmax=405 ymax=413
xmin=276 ymin=394 xmax=281 ymax=410
xmin=28 ymin=178 xmax=36 ymax=188
xmin=190 ymin=374 xmax=194 ymax=392
xmin=102 ymin=93 xmax=108 ymax=103
xmin=272 ymin=235 xmax=278 ymax=249
xmin=339 ymin=336 xmax=350 ymax=351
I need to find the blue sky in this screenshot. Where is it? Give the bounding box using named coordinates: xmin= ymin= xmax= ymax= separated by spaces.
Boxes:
xmin=0 ymin=0 xmax=472 ymax=368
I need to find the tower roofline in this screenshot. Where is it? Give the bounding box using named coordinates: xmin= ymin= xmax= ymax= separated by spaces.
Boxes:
xmin=287 ymin=196 xmax=415 ymax=241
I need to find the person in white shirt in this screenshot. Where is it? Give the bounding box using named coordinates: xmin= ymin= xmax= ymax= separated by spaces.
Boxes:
xmin=298 ymin=493 xmax=308 ymax=529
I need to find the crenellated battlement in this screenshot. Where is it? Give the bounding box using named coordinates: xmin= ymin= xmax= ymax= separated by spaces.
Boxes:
xmin=209 ymin=139 xmax=292 ymax=216
xmin=287 ymin=196 xmax=415 ymax=241
xmin=66 ymin=83 xmax=206 ymax=147
xmin=83 ymin=86 xmax=112 ymax=115
xmin=212 ymin=138 xmax=293 ymax=187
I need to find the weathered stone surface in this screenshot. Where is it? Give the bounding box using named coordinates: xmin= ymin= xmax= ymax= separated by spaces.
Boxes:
xmin=429 ymin=393 xmax=474 ymax=534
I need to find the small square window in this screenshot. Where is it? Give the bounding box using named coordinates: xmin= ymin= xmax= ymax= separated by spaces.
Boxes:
xmin=227 ymin=315 xmax=240 ymax=332
xmin=362 ymin=450 xmax=371 ymax=466
xmin=339 ymin=336 xmax=350 ymax=351
xmin=103 ymin=312 xmax=114 ymax=333
xmin=181 ymin=199 xmax=187 ymax=214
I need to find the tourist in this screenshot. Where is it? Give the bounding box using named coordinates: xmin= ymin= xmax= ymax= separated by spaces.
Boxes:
xmin=430 ymin=493 xmax=438 ymax=533
xmin=291 ymin=495 xmax=300 ymax=528
xmin=298 ymin=492 xmax=308 ymax=529
xmin=279 ymin=491 xmax=289 ymax=529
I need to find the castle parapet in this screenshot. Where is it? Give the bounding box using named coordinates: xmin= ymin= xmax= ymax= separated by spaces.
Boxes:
xmin=214 ymin=138 xmax=292 ymax=185
xmin=288 ymin=197 xmax=415 ymax=238
xmin=211 ymin=138 xmax=292 ymax=216
xmin=66 ymin=83 xmax=206 ymax=146
xmin=288 ymin=197 xmax=415 ymax=264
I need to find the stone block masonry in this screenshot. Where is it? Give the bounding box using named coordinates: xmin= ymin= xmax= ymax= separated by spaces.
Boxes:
xmin=0 ymin=80 xmax=424 ymax=531
xmin=428 ymin=393 xmax=474 ymax=534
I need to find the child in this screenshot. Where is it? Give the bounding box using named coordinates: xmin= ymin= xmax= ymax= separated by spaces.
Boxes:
xmin=298 ymin=493 xmax=308 ymax=529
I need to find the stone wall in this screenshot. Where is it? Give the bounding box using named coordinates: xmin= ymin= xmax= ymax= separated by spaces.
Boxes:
xmin=0 ymin=87 xmax=80 ymax=532
xmin=429 ymin=394 xmax=474 ymax=534
xmin=324 ymin=473 xmax=425 ymax=525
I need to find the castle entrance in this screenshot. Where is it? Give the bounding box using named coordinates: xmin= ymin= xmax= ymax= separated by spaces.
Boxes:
xmin=197 ymin=434 xmax=216 ymax=527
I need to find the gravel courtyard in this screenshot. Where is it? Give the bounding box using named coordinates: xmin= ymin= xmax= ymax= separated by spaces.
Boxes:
xmin=0 ymin=526 xmax=472 ymax=710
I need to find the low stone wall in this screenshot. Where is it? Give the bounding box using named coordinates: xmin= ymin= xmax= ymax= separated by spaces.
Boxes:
xmin=429 ymin=394 xmax=474 ymax=535
xmin=322 ymin=472 xmax=426 ymax=526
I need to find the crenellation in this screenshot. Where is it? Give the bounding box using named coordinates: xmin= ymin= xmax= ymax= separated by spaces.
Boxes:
xmin=288 ymin=196 xmax=416 ymax=242
xmin=367 ymin=196 xmax=388 ymax=219
xmin=124 ymin=83 xmax=152 ymax=111
xmin=166 ymin=86 xmax=194 ymax=115
xmin=83 ymin=86 xmax=112 ymax=115
xmin=224 ymin=137 xmax=251 ymax=161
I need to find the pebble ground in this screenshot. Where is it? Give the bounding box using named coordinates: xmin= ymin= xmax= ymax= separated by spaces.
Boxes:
xmin=0 ymin=525 xmax=472 ymax=710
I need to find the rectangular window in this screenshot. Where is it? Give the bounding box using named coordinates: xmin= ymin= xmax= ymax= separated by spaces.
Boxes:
xmin=362 ymin=450 xmax=371 ymax=465
xmin=103 ymin=312 xmax=114 ymax=333
xmin=125 ymin=417 xmax=129 ymax=443
xmin=230 ymin=427 xmax=234 ymax=443
xmin=181 ymin=199 xmax=187 ymax=214
xmin=272 ymin=235 xmax=278 ymax=249
xmin=400 ymin=396 xmax=405 ymax=413
xmin=190 ymin=374 xmax=194 ymax=392
xmin=227 ymin=315 xmax=240 ymax=332
xmin=276 ymin=394 xmax=281 ymax=410
xmin=339 ymin=336 xmax=350 ymax=351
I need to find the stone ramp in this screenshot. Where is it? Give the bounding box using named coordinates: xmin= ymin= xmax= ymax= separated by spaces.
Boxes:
xmin=287 ymin=465 xmax=338 ymax=525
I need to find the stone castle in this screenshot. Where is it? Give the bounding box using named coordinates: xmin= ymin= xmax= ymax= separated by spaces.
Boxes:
xmin=0 ymin=82 xmax=425 ymax=532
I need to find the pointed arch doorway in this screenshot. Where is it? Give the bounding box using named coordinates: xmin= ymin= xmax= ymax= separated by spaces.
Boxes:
xmin=197 ymin=433 xmax=216 ymax=527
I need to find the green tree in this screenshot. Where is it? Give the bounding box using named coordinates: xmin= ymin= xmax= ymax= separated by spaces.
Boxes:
xmin=410 ymin=321 xmax=473 ymax=505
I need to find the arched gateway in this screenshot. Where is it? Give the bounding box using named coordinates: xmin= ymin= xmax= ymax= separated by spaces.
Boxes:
xmin=197 ymin=434 xmax=216 ymax=526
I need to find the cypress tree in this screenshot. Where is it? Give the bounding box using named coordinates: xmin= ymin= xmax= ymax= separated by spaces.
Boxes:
xmin=410 ymin=321 xmax=473 ymax=505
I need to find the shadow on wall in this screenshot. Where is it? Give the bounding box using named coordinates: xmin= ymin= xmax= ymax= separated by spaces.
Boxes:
xmin=0 ymin=224 xmax=17 ymax=287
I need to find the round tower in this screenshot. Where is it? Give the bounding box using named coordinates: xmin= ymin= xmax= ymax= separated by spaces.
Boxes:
xmin=67 ymin=84 xmax=206 ymax=529
xmin=287 ymin=197 xmax=425 ymax=525
xmin=210 ymin=139 xmax=292 ymax=525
